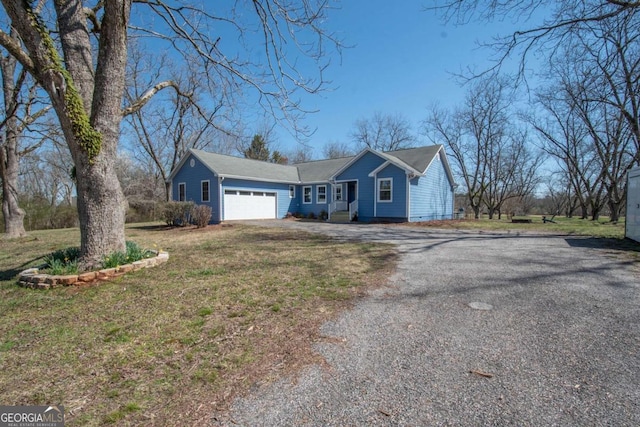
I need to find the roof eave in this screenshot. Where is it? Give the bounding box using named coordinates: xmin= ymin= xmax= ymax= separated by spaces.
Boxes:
xmin=218 ymin=173 xmax=300 ymax=185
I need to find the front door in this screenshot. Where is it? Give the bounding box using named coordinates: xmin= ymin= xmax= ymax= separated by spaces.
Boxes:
xmin=347 ymin=181 xmax=357 ymax=204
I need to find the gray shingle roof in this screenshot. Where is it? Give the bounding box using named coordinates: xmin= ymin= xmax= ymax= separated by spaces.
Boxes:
xmin=190 ymin=149 xmax=300 ymax=183
xmin=182 ymin=145 xmax=447 ymax=184
xmin=294 ymin=157 xmax=353 ymax=182
xmin=384 ymin=145 xmax=443 ymax=173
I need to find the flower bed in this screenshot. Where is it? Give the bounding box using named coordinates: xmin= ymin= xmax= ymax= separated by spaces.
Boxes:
xmin=17 ymin=251 xmax=169 ymax=289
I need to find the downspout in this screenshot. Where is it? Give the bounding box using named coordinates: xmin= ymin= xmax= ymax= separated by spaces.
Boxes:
xmin=372 ymin=171 xmax=377 ymax=218
xmin=328 ymin=180 xmax=335 ymax=221
xmin=218 ymin=175 xmax=224 ymax=222
xmin=406 ymin=173 xmax=411 ymax=222
xmin=452 ymin=183 xmax=458 ymax=220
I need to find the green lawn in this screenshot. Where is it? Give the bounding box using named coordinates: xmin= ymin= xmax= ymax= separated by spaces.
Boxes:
xmin=410 ymin=215 xmax=626 ymax=239
xmin=0 ymin=223 xmax=396 ymax=426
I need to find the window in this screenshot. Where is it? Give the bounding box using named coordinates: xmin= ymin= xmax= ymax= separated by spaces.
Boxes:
xmin=178 ymin=183 xmax=186 ymax=201
xmin=317 ymin=185 xmax=327 ymax=204
xmin=289 ymin=185 xmax=295 ymax=199
xmin=201 ymin=180 xmax=210 ymax=202
xmin=334 ymin=184 xmax=343 ymax=201
xmin=303 ymin=186 xmax=312 ymax=204
xmin=378 ymin=178 xmax=392 ymax=202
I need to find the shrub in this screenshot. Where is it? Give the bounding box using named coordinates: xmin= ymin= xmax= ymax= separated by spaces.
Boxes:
xmin=191 ymin=204 xmax=213 ymax=228
xmin=319 ymin=210 xmax=328 ymax=221
xmin=161 ymin=201 xmax=194 ymax=226
xmin=306 ymin=212 xmax=316 ymax=220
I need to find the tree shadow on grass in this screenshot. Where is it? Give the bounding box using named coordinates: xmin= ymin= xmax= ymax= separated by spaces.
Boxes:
xmin=0 ymin=256 xmax=45 ymax=282
xmin=127 ymin=223 xmax=173 ymax=231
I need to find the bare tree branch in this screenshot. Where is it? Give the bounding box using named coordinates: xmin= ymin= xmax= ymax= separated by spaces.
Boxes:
xmin=122 ymin=80 xmax=178 ymax=116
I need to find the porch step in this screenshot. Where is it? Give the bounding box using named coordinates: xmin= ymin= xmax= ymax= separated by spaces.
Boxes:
xmin=329 ymin=211 xmax=351 ymax=223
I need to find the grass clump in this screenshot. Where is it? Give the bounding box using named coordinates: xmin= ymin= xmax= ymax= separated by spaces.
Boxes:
xmin=43 ymin=247 xmax=80 ymax=274
xmin=102 ymin=241 xmax=154 ymax=269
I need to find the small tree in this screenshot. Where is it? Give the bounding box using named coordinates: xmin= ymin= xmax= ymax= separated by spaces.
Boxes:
xmin=243 ymin=135 xmax=270 ymax=161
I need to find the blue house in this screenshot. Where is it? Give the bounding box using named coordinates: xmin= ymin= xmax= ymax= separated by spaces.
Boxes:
xmin=168 ymin=145 xmax=456 ymax=223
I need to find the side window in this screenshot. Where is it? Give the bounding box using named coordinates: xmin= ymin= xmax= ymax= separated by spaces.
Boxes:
xmin=317 ymin=185 xmax=327 ymax=204
xmin=377 ymin=178 xmax=392 ymax=202
xmin=303 ymin=186 xmax=312 ymax=204
xmin=201 ymin=180 xmax=210 ymax=202
xmin=178 ymin=183 xmax=186 ymax=202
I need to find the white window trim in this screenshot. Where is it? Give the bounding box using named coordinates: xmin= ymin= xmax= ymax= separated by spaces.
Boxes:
xmin=316 ymin=185 xmax=327 ymax=204
xmin=178 ymin=182 xmax=186 ymax=202
xmin=201 ymin=180 xmax=210 ymax=202
xmin=289 ymin=185 xmax=296 ymax=199
xmin=303 ymin=186 xmax=312 ymax=204
xmin=377 ymin=178 xmax=393 ymax=203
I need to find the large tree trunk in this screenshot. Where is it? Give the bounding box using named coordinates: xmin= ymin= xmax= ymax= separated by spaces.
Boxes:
xmin=608 ymin=199 xmax=622 ymax=223
xmin=0 ymin=35 xmax=26 ymax=238
xmin=1 ymin=136 xmax=26 ymax=238
xmin=75 ymin=153 xmax=128 ymax=268
xmin=165 ymin=181 xmax=171 ymax=202
xmin=472 ymin=204 xmax=481 ymax=219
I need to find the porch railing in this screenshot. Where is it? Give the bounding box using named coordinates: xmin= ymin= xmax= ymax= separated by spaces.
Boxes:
xmin=349 ymin=200 xmax=358 ymax=221
xmin=328 ymin=200 xmax=349 ymax=221
xmin=334 ymin=200 xmax=347 ymax=211
xmin=328 ymin=200 xmax=337 ymax=221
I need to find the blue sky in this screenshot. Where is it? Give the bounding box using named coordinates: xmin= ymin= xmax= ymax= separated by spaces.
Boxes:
xmin=274 ymin=1 xmax=530 ymax=157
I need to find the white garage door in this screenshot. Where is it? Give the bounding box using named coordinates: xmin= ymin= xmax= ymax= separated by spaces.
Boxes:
xmin=223 ymin=190 xmax=277 ymax=220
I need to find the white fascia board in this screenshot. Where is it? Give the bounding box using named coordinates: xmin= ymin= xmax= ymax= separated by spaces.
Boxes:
xmin=300 ymin=180 xmax=332 ymax=185
xmin=368 ymin=159 xmax=424 ymax=178
xmin=217 ymin=173 xmax=300 ymax=185
xmin=368 ymin=161 xmax=391 ymax=177
xmin=167 ymin=148 xmax=221 ymax=182
xmin=167 ymin=148 xmax=196 ymax=182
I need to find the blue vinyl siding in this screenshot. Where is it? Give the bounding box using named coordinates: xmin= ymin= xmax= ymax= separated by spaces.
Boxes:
xmin=221 ymin=178 xmax=293 ymax=219
xmin=171 ymin=153 xmax=220 ymax=223
xmin=375 ymin=164 xmax=408 ymax=219
xmin=293 ymin=184 xmax=330 ymax=217
xmin=336 ymin=151 xmax=385 ymax=221
xmin=409 ymin=153 xmax=454 ymax=221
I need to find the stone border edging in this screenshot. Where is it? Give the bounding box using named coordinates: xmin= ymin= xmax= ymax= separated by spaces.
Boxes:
xmin=17 ymin=251 xmax=169 ymax=290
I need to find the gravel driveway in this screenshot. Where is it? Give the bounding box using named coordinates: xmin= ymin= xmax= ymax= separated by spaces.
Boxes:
xmin=216 ymin=221 xmax=640 ymax=426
